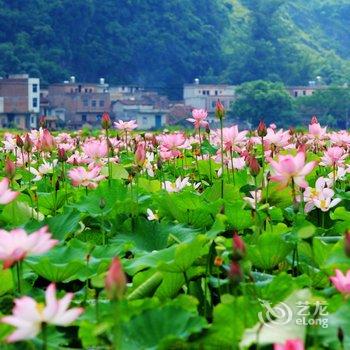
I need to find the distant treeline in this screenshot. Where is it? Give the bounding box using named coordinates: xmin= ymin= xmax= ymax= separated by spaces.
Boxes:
xmin=0 ymin=0 xmax=350 ymax=99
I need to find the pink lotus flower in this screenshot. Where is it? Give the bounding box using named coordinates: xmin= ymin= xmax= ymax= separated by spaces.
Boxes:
xmin=228 ymin=156 xmax=246 ymax=170
xmin=40 ymin=129 xmax=56 ymax=152
xmin=269 ymin=151 xmax=317 ymax=188
xmin=146 ymin=208 xmax=159 ymax=221
xmin=2 ymin=133 xmax=16 ymax=151
xmin=330 ymin=269 xmax=350 ymax=295
xmin=162 ymin=177 xmax=190 ymax=193
xmin=274 ymin=339 xmax=304 ymax=350
xmin=308 ymin=118 xmax=327 ymax=140
xmin=67 ymin=152 xmax=89 ymax=165
xmin=304 ymin=177 xmax=341 ymax=213
xmin=264 ymin=128 xmax=291 ymax=149
xmin=326 ymin=166 xmax=348 ymax=186
xmin=114 ymin=119 xmax=138 ymax=131
xmin=214 ymin=126 xmax=247 ymax=152
xmin=243 ymin=190 xmax=262 ymax=209
xmin=320 ymin=146 xmax=347 ymax=167
xmin=29 ymin=160 xmax=57 ymax=181
xmin=68 ymin=164 xmax=105 ymax=189
xmin=158 ymin=133 xmax=186 ymax=159
xmin=0 ymin=226 xmax=57 ymax=269
xmin=187 ymin=109 xmax=209 ymax=129
xmin=2 ymin=283 xmax=83 ymax=342
xmin=329 ymin=131 xmax=350 ymax=147
xmin=0 ymin=178 xmax=19 ymax=205
xmin=82 ymin=140 xmax=108 ymax=161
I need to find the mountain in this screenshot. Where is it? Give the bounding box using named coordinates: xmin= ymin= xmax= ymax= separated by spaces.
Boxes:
xmin=221 ymin=0 xmax=350 ymax=86
xmin=0 ymin=0 xmax=349 ymax=98
xmin=0 ymin=0 xmax=228 ymax=98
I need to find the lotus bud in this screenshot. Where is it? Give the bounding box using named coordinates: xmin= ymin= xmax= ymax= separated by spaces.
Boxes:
xmin=310 ymin=116 xmax=318 ymax=124
xmin=5 ymin=158 xmax=16 ymax=179
xmin=41 ymin=129 xmax=55 ymax=152
xmin=16 ymin=135 xmax=23 ymax=148
xmin=232 ymin=232 xmax=246 ymax=260
xmin=101 ymin=112 xmax=111 ymax=130
xmin=57 ymin=148 xmax=67 ymax=162
xmin=257 ymin=120 xmax=267 ymax=137
xmin=215 ymin=99 xmax=225 ymax=120
xmin=247 ymin=155 xmax=260 ymax=177
xmin=23 ymin=134 xmax=33 ymax=153
xmin=105 ymin=258 xmax=127 ymax=300
xmin=135 ymin=142 xmax=146 ymax=166
xmin=228 ymin=261 xmax=243 ymax=284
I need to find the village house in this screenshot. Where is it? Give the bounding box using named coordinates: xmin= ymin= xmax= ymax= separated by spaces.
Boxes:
xmin=167 ymin=103 xmax=193 ymax=126
xmin=112 ymin=91 xmax=169 ymax=129
xmin=109 ymin=85 xmax=144 ymax=101
xmin=286 ymin=81 xmax=326 ymax=98
xmin=0 ymin=74 xmax=40 ymax=129
xmin=47 ymin=77 xmax=110 ymax=129
xmin=183 ymin=79 xmax=236 ymax=122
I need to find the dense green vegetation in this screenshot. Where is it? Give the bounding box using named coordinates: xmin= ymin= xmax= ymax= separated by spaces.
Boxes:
xmin=223 ymin=0 xmax=350 ymax=87
xmin=0 ymin=0 xmax=227 ymax=97
xmin=229 ymin=81 xmax=350 ymax=129
xmin=231 ymin=80 xmax=295 ymax=127
xmin=0 ymin=0 xmax=350 ymax=99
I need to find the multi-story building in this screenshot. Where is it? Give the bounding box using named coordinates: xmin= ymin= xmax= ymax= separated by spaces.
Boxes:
xmin=47 ymin=77 xmax=110 ymax=129
xmin=183 ymin=80 xmax=236 ymax=120
xmin=109 ymin=85 xmax=144 ymax=101
xmin=0 ymin=74 xmax=40 ymax=129
xmin=112 ymin=92 xmax=169 ymax=130
xmin=286 ymin=84 xmax=326 ymax=98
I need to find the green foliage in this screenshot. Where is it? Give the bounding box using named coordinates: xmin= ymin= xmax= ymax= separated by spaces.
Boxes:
xmin=223 ymin=0 xmax=350 ymax=89
xmin=248 ymin=227 xmax=293 ymax=270
xmin=121 ymin=305 xmax=207 ymax=349
xmin=1 ymin=0 xmax=349 ymax=99
xmin=232 ymin=80 xmax=295 ymax=126
xmin=295 ymin=86 xmax=350 ymax=129
xmin=0 ymin=0 xmax=227 ymax=98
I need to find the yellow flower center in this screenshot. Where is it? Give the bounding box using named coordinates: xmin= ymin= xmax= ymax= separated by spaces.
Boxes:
xmin=36 ymin=302 xmax=45 ymax=316
xmin=311 ymin=189 xmax=318 ymax=198
xmin=320 ymin=199 xmax=327 ymax=210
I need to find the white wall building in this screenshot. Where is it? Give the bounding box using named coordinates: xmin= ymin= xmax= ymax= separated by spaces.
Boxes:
xmin=28 ymin=78 xmax=40 ymax=114
xmin=183 ymin=80 xmax=236 ymax=115
xmin=112 ymin=100 xmax=168 ymax=130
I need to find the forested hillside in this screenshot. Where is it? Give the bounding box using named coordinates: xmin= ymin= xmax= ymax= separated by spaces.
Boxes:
xmin=222 ymin=0 xmax=350 ymax=86
xmin=0 ymin=0 xmax=350 ymax=98
xmin=0 ymin=0 xmax=228 ymax=97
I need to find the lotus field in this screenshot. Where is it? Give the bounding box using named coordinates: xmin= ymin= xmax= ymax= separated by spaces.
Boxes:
xmin=0 ymin=109 xmax=350 ymax=350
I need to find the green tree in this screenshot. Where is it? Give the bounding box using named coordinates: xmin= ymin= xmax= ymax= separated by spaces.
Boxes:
xmin=232 ymin=80 xmax=294 ymax=127
xmin=295 ymin=86 xmax=350 ymax=129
